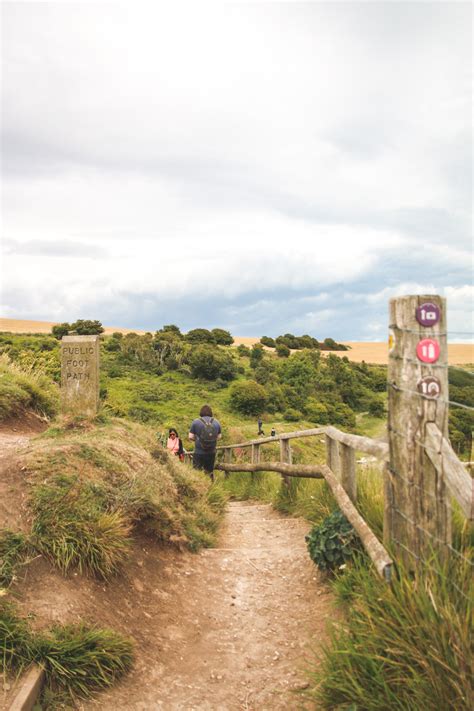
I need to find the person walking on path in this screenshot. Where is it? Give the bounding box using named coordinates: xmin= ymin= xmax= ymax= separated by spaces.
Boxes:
xmin=257 ymin=417 xmax=265 ymax=436
xmin=167 ymin=428 xmax=185 ymax=461
xmin=189 ymin=405 xmax=222 ymax=481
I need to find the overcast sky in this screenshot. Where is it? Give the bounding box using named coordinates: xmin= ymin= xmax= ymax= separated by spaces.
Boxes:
xmin=1 ymin=1 xmax=472 ymax=340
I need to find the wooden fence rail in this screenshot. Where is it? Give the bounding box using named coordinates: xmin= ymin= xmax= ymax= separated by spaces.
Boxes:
xmin=188 ymin=295 xmax=471 ymax=579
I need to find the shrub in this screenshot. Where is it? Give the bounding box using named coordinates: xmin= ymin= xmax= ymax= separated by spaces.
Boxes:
xmin=306 ymin=510 xmax=361 ymax=572
xmin=283 ymin=408 xmax=302 ymax=422
xmin=368 ymin=397 xmax=385 ymax=418
xmin=276 ymin=343 xmax=290 ymax=358
xmin=236 ymin=344 xmax=250 ymax=357
xmin=185 ymin=328 xmax=215 ymax=344
xmin=52 ymin=322 xmax=71 ymax=339
xmin=229 ymin=380 xmax=267 ymax=416
xmin=260 ymin=336 xmax=276 ymax=348
xmin=249 ymin=343 xmax=265 ymax=368
xmin=188 ymin=345 xmax=237 ymax=381
xmin=211 ymin=328 xmax=234 ymax=345
xmin=70 ymin=319 xmax=104 ymax=335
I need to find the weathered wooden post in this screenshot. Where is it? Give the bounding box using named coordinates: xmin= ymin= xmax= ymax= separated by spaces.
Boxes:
xmin=251 ymin=443 xmax=261 ymax=464
xmin=340 ymin=443 xmax=357 ymax=503
xmin=280 ymin=437 xmax=292 ymax=487
xmin=251 ymin=443 xmax=261 ymax=483
xmin=224 ymin=447 xmax=232 ymax=478
xmin=325 ymin=435 xmax=341 ymax=479
xmin=386 ymin=294 xmax=451 ymax=565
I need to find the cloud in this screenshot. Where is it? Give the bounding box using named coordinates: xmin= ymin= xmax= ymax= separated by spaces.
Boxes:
xmin=1 ymin=2 xmax=472 ymax=338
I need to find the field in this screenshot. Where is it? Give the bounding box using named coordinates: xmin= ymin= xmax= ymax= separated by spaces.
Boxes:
xmin=1 ymin=318 xmax=472 ymax=364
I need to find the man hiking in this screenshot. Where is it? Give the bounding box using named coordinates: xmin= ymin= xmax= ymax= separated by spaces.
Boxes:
xmin=188 ymin=405 xmax=222 ymax=481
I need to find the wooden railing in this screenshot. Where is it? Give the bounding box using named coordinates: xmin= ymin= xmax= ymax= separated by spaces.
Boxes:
xmin=216 ymin=424 xmax=394 ymax=580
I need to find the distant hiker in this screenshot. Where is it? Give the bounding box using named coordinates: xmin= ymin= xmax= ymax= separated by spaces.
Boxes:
xmin=270 ymin=427 xmax=276 ymax=437
xmin=188 ymin=405 xmax=222 ymax=481
xmin=167 ymin=428 xmax=185 ymax=461
xmin=258 ymin=417 xmax=265 ymax=436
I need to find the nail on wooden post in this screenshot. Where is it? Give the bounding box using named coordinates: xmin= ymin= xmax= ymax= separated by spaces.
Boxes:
xmin=387 ymin=294 xmax=451 ymax=566
xmin=340 ymin=443 xmax=356 ymax=503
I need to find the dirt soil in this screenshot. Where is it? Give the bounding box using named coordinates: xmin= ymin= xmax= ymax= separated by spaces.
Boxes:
xmin=1 ymin=426 xmax=334 ymax=711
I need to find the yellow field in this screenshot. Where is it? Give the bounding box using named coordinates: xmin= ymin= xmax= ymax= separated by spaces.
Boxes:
xmin=1 ymin=318 xmax=472 ymax=365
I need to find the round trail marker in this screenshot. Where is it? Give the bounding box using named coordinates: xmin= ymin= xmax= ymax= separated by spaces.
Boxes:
xmin=417 ymin=376 xmax=441 ymax=399
xmin=416 ymin=302 xmax=441 ymax=327
xmin=416 ymin=338 xmax=440 ymax=364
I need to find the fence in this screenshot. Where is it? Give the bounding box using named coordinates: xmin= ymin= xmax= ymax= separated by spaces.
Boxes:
xmin=215 ymin=295 xmax=473 ymax=583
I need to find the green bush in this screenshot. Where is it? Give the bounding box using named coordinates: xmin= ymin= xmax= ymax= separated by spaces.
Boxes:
xmin=188 ymin=345 xmax=236 ymax=381
xmin=229 ymin=380 xmax=267 ymax=416
xmin=306 ymin=510 xmax=361 ymax=572
xmin=276 ymin=343 xmax=290 ymax=358
xmin=283 ymin=408 xmax=302 ymax=422
xmin=185 ymin=328 xmax=215 ymax=344
xmin=260 ymin=336 xmax=276 ymax=348
xmin=211 ymin=328 xmax=234 ymax=345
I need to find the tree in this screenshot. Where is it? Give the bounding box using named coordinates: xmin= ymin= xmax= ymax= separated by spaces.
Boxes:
xmin=70 ymin=319 xmax=104 ymax=335
xmin=188 ymin=345 xmax=236 ymax=380
xmin=229 ymin=380 xmax=267 ymax=416
xmin=52 ymin=322 xmax=71 ymax=339
xmin=160 ymin=324 xmax=182 ymax=336
xmin=211 ymin=328 xmax=234 ymax=345
xmin=260 ymin=336 xmax=276 ymax=348
xmin=250 ymin=344 xmax=265 ymax=368
xmin=185 ymin=328 xmax=216 ymax=344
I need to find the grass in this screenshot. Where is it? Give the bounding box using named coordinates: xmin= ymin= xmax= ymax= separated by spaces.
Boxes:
xmin=0 ymin=599 xmax=133 ymax=702
xmin=308 ymin=553 xmax=473 ymax=710
xmin=0 ymin=530 xmax=29 ymax=589
xmin=0 ymin=354 xmax=59 ymax=420
xmin=23 ymin=418 xmax=227 ymax=577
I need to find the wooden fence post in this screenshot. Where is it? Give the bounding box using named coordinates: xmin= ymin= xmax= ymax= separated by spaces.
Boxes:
xmin=224 ymin=448 xmax=232 ymax=479
xmin=280 ymin=438 xmax=292 ymax=486
xmin=340 ymin=443 xmax=356 ymax=503
xmin=386 ymin=294 xmax=451 ymax=565
xmin=251 ymin=444 xmax=261 ymax=464
xmin=325 ymin=435 xmax=341 ymax=479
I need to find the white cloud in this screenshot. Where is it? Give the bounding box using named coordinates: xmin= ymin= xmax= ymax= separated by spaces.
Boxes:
xmin=1 ymin=2 xmax=471 ymax=336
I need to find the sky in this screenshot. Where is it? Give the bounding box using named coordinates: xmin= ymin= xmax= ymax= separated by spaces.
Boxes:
xmin=1 ymin=1 xmax=472 ymax=340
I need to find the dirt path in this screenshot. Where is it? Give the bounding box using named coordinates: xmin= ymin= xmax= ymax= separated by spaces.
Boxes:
xmin=86 ymin=502 xmax=333 ymax=711
xmin=0 ymin=423 xmax=333 ymax=710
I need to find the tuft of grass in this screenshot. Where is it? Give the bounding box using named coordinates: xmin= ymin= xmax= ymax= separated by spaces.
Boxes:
xmin=0 ymin=354 xmax=59 ymax=420
xmin=30 ymin=475 xmax=132 ymax=578
xmin=308 ymin=553 xmax=473 ymax=711
xmin=0 ymin=530 xmax=29 ymax=588
xmin=35 ymin=624 xmax=134 ymax=699
xmin=0 ymin=600 xmax=133 ymax=702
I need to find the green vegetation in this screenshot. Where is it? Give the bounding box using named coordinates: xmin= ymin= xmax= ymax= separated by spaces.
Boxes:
xmin=24 ymin=419 xmax=227 ymax=576
xmin=260 ymin=332 xmax=349 ymax=351
xmin=306 ymin=511 xmax=361 ymax=572
xmin=0 ymin=530 xmax=29 ymax=588
xmin=52 ymin=319 xmax=105 ymax=338
xmin=0 ymin=354 xmax=59 ymax=420
xmin=308 ymin=555 xmax=473 ymax=711
xmin=0 ymin=599 xmax=133 ymax=701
